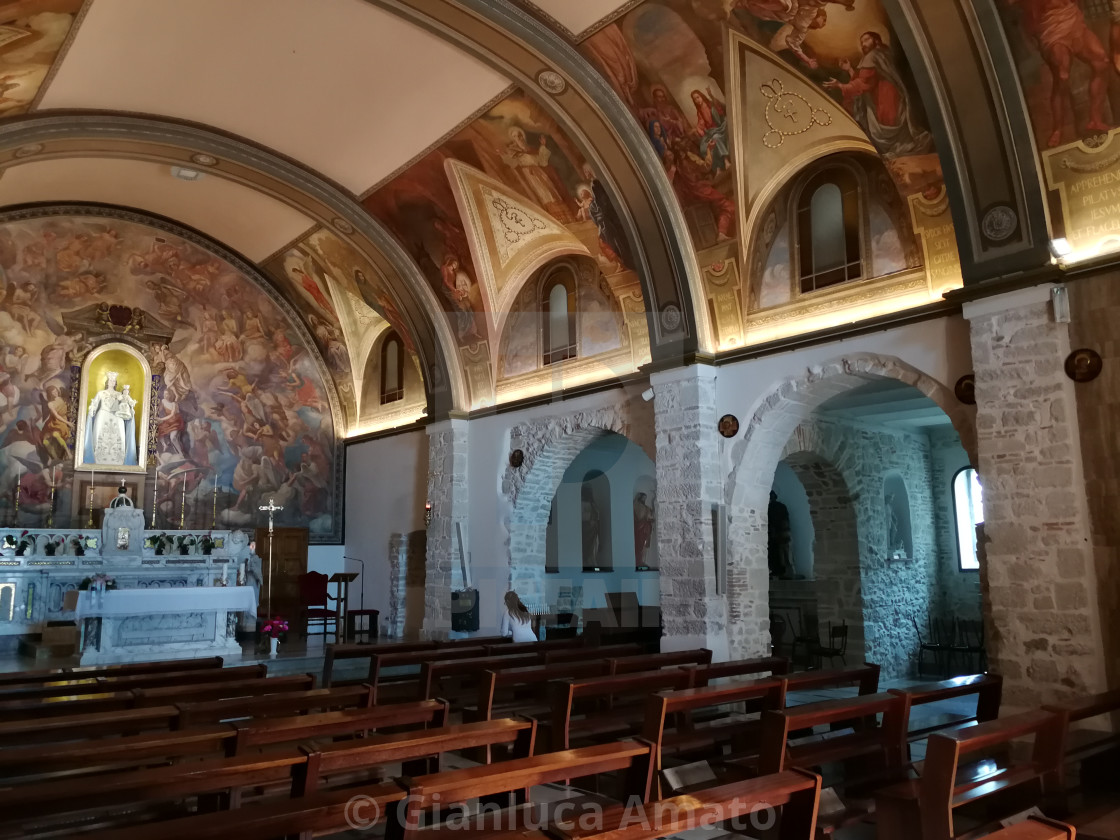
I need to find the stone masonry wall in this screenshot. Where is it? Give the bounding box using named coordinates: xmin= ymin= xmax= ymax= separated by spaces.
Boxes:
xmin=389 ymin=529 xmax=426 ymax=639
xmin=651 ymin=365 xmax=728 ymax=657
xmin=928 ymin=426 xmax=982 ymax=621
xmin=966 ymin=290 xmax=1107 ymax=706
xmin=784 ymin=417 xmax=940 ymax=679
xmin=1068 ymin=274 xmax=1120 ymax=689
xmin=423 ymin=420 xmax=470 ymax=637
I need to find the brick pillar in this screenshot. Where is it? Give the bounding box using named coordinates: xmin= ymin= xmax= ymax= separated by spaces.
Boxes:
xmin=423 ymin=418 xmax=470 ymax=638
xmin=651 ymin=365 xmax=728 ymax=658
xmin=964 ymin=285 xmax=1108 ymax=706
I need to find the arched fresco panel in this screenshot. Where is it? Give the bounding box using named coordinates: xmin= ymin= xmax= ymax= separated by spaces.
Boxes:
xmin=0 ymin=208 xmax=342 ymax=542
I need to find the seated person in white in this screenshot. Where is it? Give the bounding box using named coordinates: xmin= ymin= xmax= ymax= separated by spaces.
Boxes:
xmin=500 ymin=590 xmax=537 ymax=642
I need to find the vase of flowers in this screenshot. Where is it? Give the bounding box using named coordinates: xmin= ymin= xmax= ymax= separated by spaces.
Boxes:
xmin=153 ymin=533 xmax=169 ymax=556
xmin=70 ymin=537 xmax=85 ymax=557
xmin=178 ymin=535 xmax=195 ymax=556
xmin=200 ymin=535 xmax=214 ymax=556
xmin=14 ymin=531 xmax=29 ymax=556
xmin=261 ymin=616 xmax=288 ymax=658
xmin=44 ymin=536 xmax=62 ymax=557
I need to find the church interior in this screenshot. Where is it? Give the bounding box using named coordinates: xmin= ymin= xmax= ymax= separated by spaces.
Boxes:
xmin=0 ymin=0 xmax=1118 ymax=837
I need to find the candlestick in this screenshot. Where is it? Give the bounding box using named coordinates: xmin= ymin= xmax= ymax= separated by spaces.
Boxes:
xmin=221 ymin=563 xmax=228 ymax=584
xmin=47 ymin=472 xmax=55 ymax=530
xmin=179 ymin=477 xmax=186 ymax=529
xmin=87 ymin=484 xmax=93 ymax=528
xmin=212 ymin=481 xmax=218 ymax=529
xmin=13 ymin=464 xmax=20 ymax=527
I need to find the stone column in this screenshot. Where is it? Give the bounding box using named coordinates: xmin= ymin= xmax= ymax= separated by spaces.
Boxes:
xmin=964 ymin=284 xmax=1108 ymax=707
xmin=423 ymin=418 xmax=470 ymax=638
xmin=651 ymin=365 xmax=728 ymax=658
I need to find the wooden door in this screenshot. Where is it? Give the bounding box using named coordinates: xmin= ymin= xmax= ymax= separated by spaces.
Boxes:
xmin=255 ymin=527 xmax=309 ymax=634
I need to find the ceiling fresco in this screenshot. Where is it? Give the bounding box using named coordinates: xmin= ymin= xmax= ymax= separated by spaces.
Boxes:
xmin=0 ymin=0 xmax=82 ymax=117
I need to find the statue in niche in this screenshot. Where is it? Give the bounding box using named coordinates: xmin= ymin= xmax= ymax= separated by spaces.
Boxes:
xmin=633 ymin=492 xmax=655 ymax=568
xmin=768 ymin=490 xmax=792 ymax=579
xmin=581 ymin=485 xmax=601 ymax=568
xmin=83 ymin=371 xmax=138 ymax=466
xmin=886 ymin=492 xmax=906 ymax=558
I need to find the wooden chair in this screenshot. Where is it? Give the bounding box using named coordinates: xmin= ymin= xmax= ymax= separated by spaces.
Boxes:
xmin=297 ymin=570 xmax=340 ymax=642
xmin=810 ymin=620 xmax=848 ymax=668
xmin=912 ymin=615 xmax=950 ymax=678
xmin=949 ymin=618 xmax=986 ymax=673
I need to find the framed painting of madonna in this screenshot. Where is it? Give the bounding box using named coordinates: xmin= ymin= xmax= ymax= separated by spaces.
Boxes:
xmin=74 ymin=342 xmax=152 ymax=474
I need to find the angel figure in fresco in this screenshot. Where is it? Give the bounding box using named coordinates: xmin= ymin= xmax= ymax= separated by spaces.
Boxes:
xmin=439 ymin=254 xmax=484 ymax=344
xmin=691 ymin=88 xmax=730 ymax=174
xmin=1004 ymin=0 xmax=1110 ymax=147
xmin=500 ymin=127 xmax=574 ymax=223
xmin=823 ymin=31 xmax=933 ymax=158
xmin=0 ymin=75 xmax=22 ymax=108
xmin=39 ymin=385 xmax=73 ymax=464
xmin=736 ymin=0 xmax=855 ymax=69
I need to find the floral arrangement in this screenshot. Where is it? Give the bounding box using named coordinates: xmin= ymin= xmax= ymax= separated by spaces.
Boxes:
xmin=14 ymin=531 xmax=30 ymax=555
xmin=152 ymin=533 xmax=170 ymax=555
xmin=260 ymin=617 xmax=288 ymax=639
xmin=79 ymin=573 xmax=117 ymax=591
xmin=2 ymin=535 xmax=15 ymax=550
xmin=70 ymin=536 xmax=86 ymax=556
xmin=44 ymin=536 xmax=64 ymax=556
xmin=177 ymin=535 xmax=196 ymax=555
xmin=199 ymin=535 xmax=215 ymax=555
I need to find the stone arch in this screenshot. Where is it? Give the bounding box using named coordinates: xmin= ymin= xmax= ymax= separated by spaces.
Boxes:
xmin=778 ymin=446 xmax=864 ymax=661
xmin=500 ymin=400 xmax=654 ymax=603
xmin=723 ymin=353 xmax=974 ymax=661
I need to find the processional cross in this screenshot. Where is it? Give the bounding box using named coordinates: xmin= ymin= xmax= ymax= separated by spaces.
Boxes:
xmin=258 ymin=498 xmax=283 ymax=616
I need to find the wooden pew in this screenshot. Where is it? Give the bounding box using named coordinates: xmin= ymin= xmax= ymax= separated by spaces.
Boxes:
xmin=322 ymin=640 xmax=437 ymax=687
xmin=470 ymin=660 xmax=613 ymax=723
xmin=481 ymin=637 xmax=583 ymax=656
xmin=176 ymin=684 xmax=374 ymax=727
xmin=610 ymin=648 xmax=712 ymax=675
xmin=888 ymin=673 xmax=1003 ymax=741
xmin=644 ymin=677 xmax=787 ymax=782
xmin=875 ymin=709 xmax=1065 ymax=840
xmin=0 ymin=690 xmax=137 ymax=721
xmin=386 ymin=741 xmax=656 ymax=840
xmin=0 ymin=704 xmax=180 ymax=746
xmin=296 ymin=717 xmax=537 ymax=795
xmin=0 ymin=656 xmax=223 ymax=687
xmin=682 ymin=655 xmax=789 ymax=687
xmin=551 ymin=769 xmax=822 ymax=840
xmin=1043 ymin=688 xmax=1120 ymax=798
xmin=0 ymin=663 xmax=267 ymax=700
xmin=366 ymin=646 xmax=488 ymax=699
xmin=783 ymin=662 xmax=880 ymax=698
xmin=229 ymin=698 xmax=448 ymax=755
xmin=417 ymin=652 xmax=542 ymax=702
xmin=545 ymin=643 xmax=641 ymax=665
xmin=550 ymin=668 xmax=692 ymax=751
xmin=986 ymin=818 xmax=1077 ymax=840
xmin=133 ymin=673 xmax=316 ymax=708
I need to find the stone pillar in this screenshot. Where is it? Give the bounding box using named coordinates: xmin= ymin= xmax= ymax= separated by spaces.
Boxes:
xmin=964 ymin=284 xmax=1108 ymax=707
xmin=651 ymin=365 xmax=728 ymax=658
xmin=423 ymin=418 xmax=470 ymax=638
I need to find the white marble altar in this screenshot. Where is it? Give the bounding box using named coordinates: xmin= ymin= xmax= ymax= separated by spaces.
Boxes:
xmin=75 ymin=586 xmax=256 ymax=664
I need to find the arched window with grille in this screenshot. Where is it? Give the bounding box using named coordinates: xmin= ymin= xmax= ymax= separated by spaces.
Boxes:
xmin=797 ymin=167 xmax=862 ymax=294
xmin=379 ymin=331 xmax=404 ymax=404
xmin=542 ymin=269 xmax=577 ymax=366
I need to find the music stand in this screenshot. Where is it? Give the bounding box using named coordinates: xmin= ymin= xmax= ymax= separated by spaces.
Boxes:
xmin=328 ymin=572 xmax=358 ymax=642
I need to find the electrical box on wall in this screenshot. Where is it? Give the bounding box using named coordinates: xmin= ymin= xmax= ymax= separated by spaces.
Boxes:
xmin=450 ymin=588 xmax=479 ymax=632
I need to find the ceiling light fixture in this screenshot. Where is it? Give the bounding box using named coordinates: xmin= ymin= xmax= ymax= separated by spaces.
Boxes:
xmin=1049 ymin=238 xmax=1072 ymax=259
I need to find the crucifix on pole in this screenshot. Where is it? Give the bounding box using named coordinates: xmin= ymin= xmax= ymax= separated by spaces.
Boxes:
xmin=258 ymin=498 xmax=283 ymax=617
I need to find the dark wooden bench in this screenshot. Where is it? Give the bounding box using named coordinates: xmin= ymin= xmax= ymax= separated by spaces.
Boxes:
xmin=782 ymin=662 xmax=880 ymax=699
xmin=366 ymin=646 xmax=489 ymax=699
xmin=0 ymin=690 xmax=137 ymax=721
xmin=875 ymin=709 xmax=1065 ymax=840
xmin=0 ymin=656 xmax=224 ymax=687
xmin=176 ymin=684 xmax=374 ymax=727
xmin=986 ymin=818 xmax=1077 ymax=840
xmin=386 ymin=740 xmax=656 ymax=840
xmin=1043 ymin=687 xmax=1120 ymax=799
xmin=888 ymin=673 xmax=1003 ymax=741
xmin=470 ymin=660 xmax=613 ymax=723
xmin=133 ymin=673 xmax=316 ymax=708
xmin=544 ymin=643 xmax=641 ymax=664
xmin=682 ymin=655 xmax=789 ymax=687
xmin=230 ymin=698 xmax=448 ymax=755
xmin=0 ymin=663 xmax=267 ymax=701
xmin=417 ymin=652 xmax=542 ymax=702
xmin=481 ymin=637 xmax=583 ymax=656
xmin=644 ymin=676 xmax=788 ymax=785
xmin=0 ymin=704 xmax=180 ymax=746
xmin=551 ymin=769 xmax=822 ymax=840
xmin=609 ymin=648 xmax=712 ymax=675
xmin=550 ymin=668 xmax=692 ymax=751
xmin=323 ymin=640 xmax=437 ymax=686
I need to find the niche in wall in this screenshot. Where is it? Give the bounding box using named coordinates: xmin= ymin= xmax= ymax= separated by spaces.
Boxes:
xmin=883 ymin=471 xmax=913 ymax=560
xmin=581 ymin=470 xmax=612 ymax=572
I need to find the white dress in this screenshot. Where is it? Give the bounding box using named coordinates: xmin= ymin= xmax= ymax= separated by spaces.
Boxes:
xmin=500 ymin=611 xmax=537 ymax=643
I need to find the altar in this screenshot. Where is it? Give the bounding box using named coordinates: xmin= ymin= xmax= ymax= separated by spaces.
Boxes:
xmin=75 ymin=586 xmax=257 ymax=665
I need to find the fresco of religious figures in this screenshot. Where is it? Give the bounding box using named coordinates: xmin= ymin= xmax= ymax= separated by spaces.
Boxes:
xmin=582 ymin=0 xmax=944 ymax=227
xmin=363 ymin=89 xmax=636 ymax=357
xmin=0 ymin=1 xmax=83 ymax=117
xmin=0 ymin=212 xmax=341 ymax=542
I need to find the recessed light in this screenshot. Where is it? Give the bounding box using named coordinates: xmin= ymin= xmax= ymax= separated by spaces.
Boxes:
xmin=170 ymin=166 xmax=203 ymax=182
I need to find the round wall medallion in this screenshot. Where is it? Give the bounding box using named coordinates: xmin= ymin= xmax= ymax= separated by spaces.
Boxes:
xmin=13 ymin=143 xmax=43 ymax=159
xmin=509 ymin=449 xmax=525 ymax=468
xmin=1065 ymin=348 xmax=1102 ymax=382
xmin=536 ymin=69 xmax=566 ymax=95
xmin=954 ymin=374 xmax=976 ymax=405
xmin=718 ymin=414 xmax=740 ymax=438
xmin=190 ymin=153 xmax=218 ymax=167
xmin=659 ymin=303 xmax=682 ymax=333
xmin=981 ymin=204 xmax=1018 ymax=242
xmin=332 ymin=217 xmax=355 ymax=235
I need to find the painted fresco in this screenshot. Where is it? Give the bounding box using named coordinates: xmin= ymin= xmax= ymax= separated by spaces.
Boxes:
xmin=0 ymin=1 xmax=82 ymax=117
xmin=364 ymin=89 xmax=635 ymax=361
xmin=583 ymin=0 xmax=943 ymax=221
xmin=996 ymin=0 xmax=1116 ymax=150
xmin=0 ymin=213 xmax=339 ymax=541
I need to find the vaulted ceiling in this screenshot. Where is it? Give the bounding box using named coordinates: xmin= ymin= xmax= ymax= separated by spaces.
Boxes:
xmin=0 ymin=0 xmax=1082 ymax=435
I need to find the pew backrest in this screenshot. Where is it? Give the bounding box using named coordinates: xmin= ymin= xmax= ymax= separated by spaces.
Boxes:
xmin=783 ymin=662 xmax=880 ymax=696
xmin=682 ymin=656 xmax=789 ymax=687
xmin=322 ymin=641 xmax=436 ymax=686
xmin=610 ymin=648 xmax=712 ymax=675
xmin=417 ymin=653 xmax=541 ymax=701
xmin=176 ymin=684 xmax=374 ymax=726
xmin=888 ymin=673 xmax=1003 ymax=737
xmin=134 ymin=673 xmax=316 ymax=707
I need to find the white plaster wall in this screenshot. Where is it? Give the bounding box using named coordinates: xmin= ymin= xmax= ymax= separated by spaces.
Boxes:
xmin=344 ymin=429 xmax=428 ymax=622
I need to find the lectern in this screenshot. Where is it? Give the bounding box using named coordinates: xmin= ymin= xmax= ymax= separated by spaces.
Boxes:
xmin=328 ymin=572 xmax=358 ymax=641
